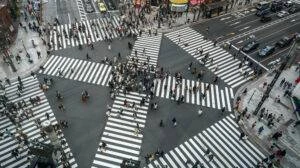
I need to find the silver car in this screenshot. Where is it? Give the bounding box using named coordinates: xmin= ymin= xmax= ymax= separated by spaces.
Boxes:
xmin=277 ymin=10 xmax=289 ymax=17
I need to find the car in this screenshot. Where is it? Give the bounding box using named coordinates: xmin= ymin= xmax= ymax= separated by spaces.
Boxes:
xmin=258 ymin=45 xmax=275 ymax=57
xmin=288 ymin=7 xmax=296 ymax=14
xmin=277 ymin=10 xmax=289 ymax=17
xmin=260 ymin=15 xmax=272 ymax=23
xmin=242 ymin=41 xmax=260 ymax=52
xmin=276 ymin=36 xmax=294 ymax=47
xmin=271 ymin=0 xmax=284 ymax=12
xmin=257 ymin=1 xmax=271 ymax=10
xmin=85 ymin=3 xmax=94 ymax=13
xmin=284 ymin=0 xmax=294 ymax=7
xmin=256 ymin=9 xmax=270 ymax=16
xmin=98 ymin=2 xmax=107 ymax=12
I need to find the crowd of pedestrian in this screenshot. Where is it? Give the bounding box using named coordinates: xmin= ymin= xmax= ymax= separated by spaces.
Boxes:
xmin=0 ymin=75 xmax=72 ymax=167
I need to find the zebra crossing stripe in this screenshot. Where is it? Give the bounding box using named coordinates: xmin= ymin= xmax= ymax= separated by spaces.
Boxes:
xmin=225 ymin=88 xmax=232 ymax=111
xmin=215 ymin=85 xmax=221 ymax=109
xmin=189 ymin=139 xmax=213 ymax=168
xmin=40 ymin=55 xmax=112 ymax=86
xmin=165 ymin=27 xmax=254 ymax=88
xmin=220 ymin=90 xmax=225 ymax=109
xmin=207 ymin=127 xmax=248 ymax=167
xmin=53 ymin=28 xmax=58 ymax=50
xmin=92 ymin=91 xmax=149 ymax=168
xmin=147 ymin=115 xmax=266 ymax=168
xmin=0 ymin=77 xmax=77 ymax=167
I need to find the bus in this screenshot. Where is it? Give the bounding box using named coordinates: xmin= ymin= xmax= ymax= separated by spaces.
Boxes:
xmin=256 ymin=1 xmax=271 ymax=10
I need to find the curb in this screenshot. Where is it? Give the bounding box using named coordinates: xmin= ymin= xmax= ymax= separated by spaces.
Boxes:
xmin=233 ymin=73 xmax=272 ymax=156
xmin=155 ymin=6 xmax=256 ymax=34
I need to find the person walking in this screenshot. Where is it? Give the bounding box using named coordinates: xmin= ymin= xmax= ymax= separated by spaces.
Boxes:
xmin=159 ymin=120 xmax=164 ymax=127
xmin=58 ymin=68 xmax=63 ymax=76
xmin=58 ymin=104 xmax=65 ymax=112
xmin=208 ymin=154 xmax=214 ymax=162
xmin=204 ymin=148 xmax=210 ymax=156
xmin=100 ymin=141 xmax=107 ymax=152
xmin=45 ymin=112 xmax=50 ymax=120
xmin=239 ymin=132 xmax=245 ymax=140
xmin=172 ymin=117 xmax=177 ymax=127
xmin=258 ymin=126 xmax=264 ymax=135
xmin=86 ymin=53 xmax=91 ymax=60
xmin=37 ymin=51 xmax=41 ymax=59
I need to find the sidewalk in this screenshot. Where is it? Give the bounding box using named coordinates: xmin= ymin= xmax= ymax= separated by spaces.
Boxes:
xmin=235 ymin=65 xmax=300 ymax=167
xmin=121 ymin=3 xmax=257 ymax=33
xmin=0 ymin=9 xmax=48 ymax=81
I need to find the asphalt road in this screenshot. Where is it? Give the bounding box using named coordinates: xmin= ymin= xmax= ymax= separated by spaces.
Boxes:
xmin=22 ymin=3 xmax=300 ymax=167
xmin=191 ymin=7 xmax=300 ymax=70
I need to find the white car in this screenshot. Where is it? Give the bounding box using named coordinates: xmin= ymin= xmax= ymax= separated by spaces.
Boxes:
xmin=277 ymin=10 xmax=289 ymax=17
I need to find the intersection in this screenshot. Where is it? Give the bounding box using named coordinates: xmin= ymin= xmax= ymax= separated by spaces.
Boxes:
xmin=1 ymin=0 xmax=299 ymax=168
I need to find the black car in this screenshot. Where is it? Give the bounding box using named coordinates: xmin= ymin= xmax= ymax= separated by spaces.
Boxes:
xmin=258 ymin=45 xmax=275 ymax=57
xmin=260 ymin=15 xmax=272 ymax=23
xmin=256 ymin=8 xmax=270 ymax=16
xmin=276 ymin=36 xmax=294 ymax=47
xmin=242 ymin=41 xmax=260 ymax=52
xmin=288 ymin=7 xmax=296 ymax=14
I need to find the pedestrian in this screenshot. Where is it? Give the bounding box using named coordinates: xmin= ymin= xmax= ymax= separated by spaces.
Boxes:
xmin=172 ymin=117 xmax=177 ymax=127
xmin=37 ymin=51 xmax=41 ymax=59
xmin=185 ymin=159 xmax=193 ymax=166
xmin=272 ymin=131 xmax=282 ymax=140
xmin=198 ymin=108 xmax=203 ymax=116
xmin=239 ymin=132 xmax=245 ymax=140
xmin=228 ymin=43 xmax=231 ymax=50
xmin=58 ymin=104 xmax=65 ymax=112
xmin=159 ymin=120 xmax=164 ymax=127
xmin=221 ymin=107 xmax=226 ymax=114
xmin=108 ymin=43 xmax=111 ymax=50
xmin=279 ymin=78 xmax=285 ymax=87
xmin=213 ymin=40 xmax=217 ymax=46
xmin=251 ymin=121 xmax=257 ymax=129
xmin=5 ymin=77 xmax=11 ymax=85
xmin=214 ymin=64 xmax=218 ymax=72
xmin=133 ymin=111 xmax=137 ymax=119
xmin=258 ymin=126 xmax=264 ymax=135
xmin=100 ymin=141 xmax=107 ymax=152
xmin=276 ymin=114 xmax=284 ymax=122
xmin=45 ymin=112 xmax=50 ymax=120
xmin=204 ymin=148 xmax=210 ymax=156
xmin=86 ymin=53 xmax=91 ymax=60
xmin=208 ymin=154 xmax=214 ymax=162
xmin=31 ymin=71 xmax=36 ymax=78
xmin=154 ymin=102 xmax=158 ymax=110
xmin=58 ymin=68 xmax=63 ymax=76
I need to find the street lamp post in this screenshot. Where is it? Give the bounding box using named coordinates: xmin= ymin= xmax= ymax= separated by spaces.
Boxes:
xmin=21 ymin=39 xmax=30 ymax=58
xmin=253 ymin=41 xmax=296 ymax=115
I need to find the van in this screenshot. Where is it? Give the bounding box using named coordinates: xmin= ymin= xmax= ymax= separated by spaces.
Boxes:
xmin=257 ymin=1 xmax=271 ymax=10
xmin=271 ymin=0 xmax=283 ymax=12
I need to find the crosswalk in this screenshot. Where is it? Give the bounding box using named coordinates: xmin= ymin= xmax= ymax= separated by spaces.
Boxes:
xmin=128 ymin=33 xmax=162 ymax=69
xmin=76 ymin=0 xmax=87 ymax=21
xmin=146 ymin=114 xmax=266 ymax=168
xmin=39 ymin=55 xmax=112 ymax=86
xmin=154 ymin=77 xmax=234 ymax=111
xmin=165 ymin=27 xmax=254 ymax=88
xmin=0 ymin=77 xmax=77 ymax=168
xmin=92 ymin=92 xmax=149 ymax=168
xmin=49 ymin=16 xmax=139 ymax=50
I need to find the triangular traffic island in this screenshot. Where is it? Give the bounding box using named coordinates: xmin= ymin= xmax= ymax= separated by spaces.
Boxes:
xmin=38 ymin=75 xmax=113 ymax=167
